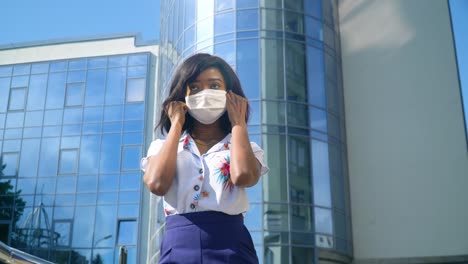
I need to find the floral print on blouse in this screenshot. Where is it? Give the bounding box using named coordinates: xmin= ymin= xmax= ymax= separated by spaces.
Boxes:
xmin=215 ymin=155 xmax=233 ymax=192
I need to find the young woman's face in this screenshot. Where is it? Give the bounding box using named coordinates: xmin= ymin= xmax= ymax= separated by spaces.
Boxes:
xmin=186 ymin=67 xmax=226 ymax=96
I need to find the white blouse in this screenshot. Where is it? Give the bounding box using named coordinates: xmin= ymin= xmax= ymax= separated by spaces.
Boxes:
xmin=141 ymin=132 xmax=269 ymax=216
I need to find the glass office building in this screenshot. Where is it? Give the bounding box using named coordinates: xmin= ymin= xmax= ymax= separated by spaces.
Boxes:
xmin=0 ymin=52 xmax=151 ymax=263
xmin=152 ymin=0 xmax=352 ymax=263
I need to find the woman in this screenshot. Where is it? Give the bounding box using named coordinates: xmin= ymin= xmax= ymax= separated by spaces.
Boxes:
xmin=141 ymin=53 xmax=269 ymax=263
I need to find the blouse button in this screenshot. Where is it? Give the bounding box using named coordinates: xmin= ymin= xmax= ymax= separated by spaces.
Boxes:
xmin=190 ymin=203 xmax=196 ymax=209
xmin=194 ymin=185 xmax=200 ymax=191
xmin=199 ymin=168 xmax=203 ymax=174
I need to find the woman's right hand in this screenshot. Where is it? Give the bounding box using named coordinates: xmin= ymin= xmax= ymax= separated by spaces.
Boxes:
xmin=167 ymin=101 xmax=188 ymax=128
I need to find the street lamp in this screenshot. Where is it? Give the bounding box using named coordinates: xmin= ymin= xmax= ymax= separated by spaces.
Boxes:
xmin=94 ymin=235 xmax=112 ymax=247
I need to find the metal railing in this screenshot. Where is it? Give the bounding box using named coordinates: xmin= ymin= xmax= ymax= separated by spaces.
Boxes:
xmin=0 ymin=241 xmax=54 ymax=264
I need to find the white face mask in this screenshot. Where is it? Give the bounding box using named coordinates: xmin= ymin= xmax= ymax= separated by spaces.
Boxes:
xmin=185 ymin=89 xmax=227 ymax=124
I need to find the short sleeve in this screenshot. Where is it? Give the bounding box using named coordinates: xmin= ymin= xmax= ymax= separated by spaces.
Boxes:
xmin=250 ymin=142 xmax=269 ymax=176
xmin=140 ymin=139 xmax=164 ymax=172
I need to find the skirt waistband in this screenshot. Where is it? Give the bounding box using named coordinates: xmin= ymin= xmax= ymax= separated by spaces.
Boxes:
xmin=165 ymin=211 xmax=243 ymax=230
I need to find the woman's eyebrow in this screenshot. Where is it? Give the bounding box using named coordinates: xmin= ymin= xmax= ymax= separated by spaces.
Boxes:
xmin=191 ymin=77 xmax=224 ymax=83
xmin=207 ymin=78 xmax=224 ymax=82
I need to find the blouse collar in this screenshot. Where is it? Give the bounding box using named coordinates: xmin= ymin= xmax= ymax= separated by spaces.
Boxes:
xmin=180 ymin=132 xmax=231 ymax=156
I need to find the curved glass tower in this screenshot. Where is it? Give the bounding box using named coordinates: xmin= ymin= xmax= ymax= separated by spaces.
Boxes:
xmin=153 ymin=0 xmax=352 ymax=263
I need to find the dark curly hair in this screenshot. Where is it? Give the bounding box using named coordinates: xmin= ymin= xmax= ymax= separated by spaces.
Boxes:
xmin=156 ymin=53 xmax=250 ymax=135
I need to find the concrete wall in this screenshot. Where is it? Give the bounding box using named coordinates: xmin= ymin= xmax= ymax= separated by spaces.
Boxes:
xmin=0 ymin=36 xmax=158 ymax=65
xmin=339 ymin=0 xmax=468 ymax=261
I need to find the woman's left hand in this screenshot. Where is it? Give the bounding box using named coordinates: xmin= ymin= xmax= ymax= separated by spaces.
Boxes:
xmin=226 ymin=90 xmax=247 ymax=127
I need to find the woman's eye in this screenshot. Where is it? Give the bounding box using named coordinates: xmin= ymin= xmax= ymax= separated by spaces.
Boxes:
xmin=189 ymin=85 xmax=199 ymax=90
xmin=211 ymin=83 xmax=220 ymax=89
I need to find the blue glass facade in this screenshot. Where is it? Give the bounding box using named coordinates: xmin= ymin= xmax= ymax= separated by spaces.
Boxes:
xmin=155 ymin=0 xmax=352 ymax=263
xmin=0 ymin=53 xmax=151 ymax=263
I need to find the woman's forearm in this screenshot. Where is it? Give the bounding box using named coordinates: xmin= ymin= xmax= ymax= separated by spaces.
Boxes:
xmin=143 ymin=123 xmax=182 ymax=195
xmin=229 ymin=124 xmax=260 ymax=187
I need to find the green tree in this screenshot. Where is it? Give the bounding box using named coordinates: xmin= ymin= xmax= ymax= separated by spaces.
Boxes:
xmin=0 ymin=155 xmax=26 ymax=244
xmin=92 ymin=253 xmax=104 ymax=264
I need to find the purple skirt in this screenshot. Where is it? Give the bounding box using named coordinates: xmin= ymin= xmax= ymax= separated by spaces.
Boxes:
xmin=159 ymin=211 xmax=259 ymax=264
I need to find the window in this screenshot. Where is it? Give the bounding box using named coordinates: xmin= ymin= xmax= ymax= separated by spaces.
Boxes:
xmin=31 ymin=63 xmax=49 ymax=74
xmin=314 ymin=207 xmax=333 ymax=235
xmin=11 ymin=76 xmax=28 ymax=89
xmin=104 ymin=105 xmax=123 ymax=122
xmin=27 ymin=74 xmax=47 ymax=110
xmin=8 ymin=88 xmax=26 ymax=111
xmin=105 ymin=68 xmax=126 ymax=105
xmin=215 ymin=12 xmax=235 ymax=36
xmin=100 ymin=134 xmax=121 ymax=173
xmin=124 ymin=103 xmax=144 ymax=120
xmin=121 ymin=146 xmax=141 ymax=171
xmin=38 ymin=137 xmax=60 ymax=176
xmin=83 ymin=106 xmax=103 ymax=123
xmin=54 ymin=220 xmax=72 ymax=247
xmin=13 ymin=65 xmax=30 ymax=76
xmin=5 ymin=112 xmax=24 ymax=129
xmin=261 ymin=9 xmax=283 ymax=31
xmin=66 ymin=83 xmax=84 ymax=106
xmin=312 ymin=140 xmax=331 ymax=207
xmin=117 ymin=219 xmax=137 ymax=245
xmin=288 ymin=136 xmax=312 ymax=205
xmin=285 ymin=11 xmax=304 ymax=34
xmin=119 ymin=173 xmax=140 ymax=191
xmin=0 ymin=66 xmax=12 ymax=77
xmin=59 ymin=149 xmax=78 ymax=175
xmin=214 ymin=41 xmax=235 ymax=65
xmin=88 ymin=57 xmax=107 ymax=69
xmin=85 ymin=69 xmax=106 ymax=106
xmin=108 ymin=55 xmax=127 ymax=68
xmin=127 ymin=66 xmax=146 ymax=79
xmin=69 ymin=59 xmax=86 ymax=70
xmin=237 ymin=9 xmax=259 ymax=31
xmin=2 ymin=152 xmax=19 ymax=176
xmin=128 ymin=54 xmax=148 ymax=66
xmin=237 ymin=39 xmax=259 ymax=99
xmin=262 ymin=134 xmax=287 ymax=203
xmin=63 ymin=108 xmax=83 ymax=124
xmin=184 ymin=0 xmax=196 ymax=28
xmin=67 ymin=70 xmax=86 ymax=83
xmin=57 ymin=177 xmax=76 ymax=193
xmin=18 ymin=138 xmax=40 ymax=177
xmin=307 ymin=45 xmax=326 ymax=108
xmin=50 ymin=61 xmax=67 ymax=72
xmin=310 ymin=106 xmax=328 ymax=132
xmin=184 ymin=25 xmax=195 ymax=49
xmin=126 ymin=78 xmax=146 ymax=102
xmin=72 ymin=206 xmax=95 ymax=247
xmin=0 ymin=77 xmax=10 ymax=112
xmin=46 ymin=72 xmax=66 ymax=109
xmin=286 ymin=42 xmax=307 ymax=102
xmin=43 ymin=109 xmax=63 ymax=126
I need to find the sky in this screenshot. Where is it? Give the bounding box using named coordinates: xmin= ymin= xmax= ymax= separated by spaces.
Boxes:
xmin=449 ymin=0 xmax=468 ymax=139
xmin=0 ymin=0 xmax=160 ymax=46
